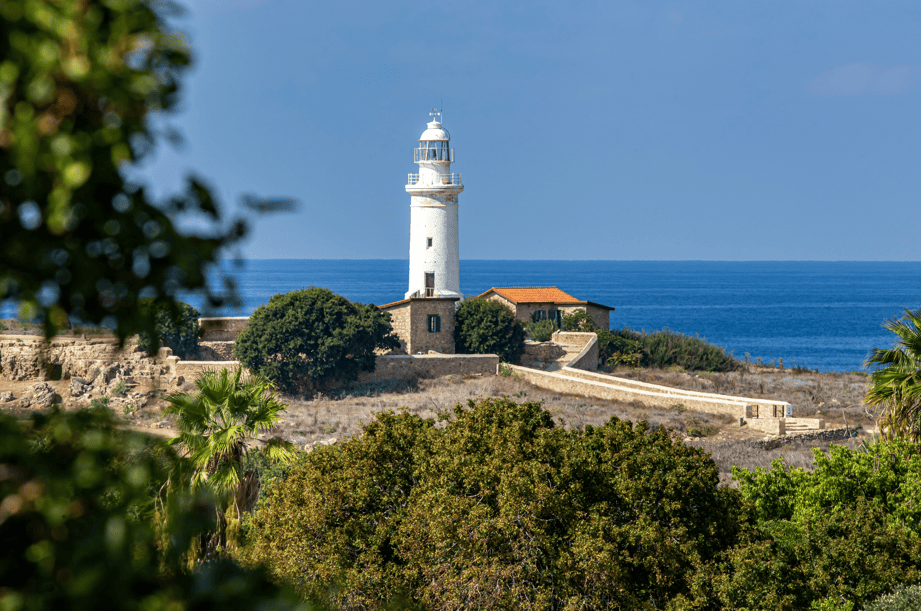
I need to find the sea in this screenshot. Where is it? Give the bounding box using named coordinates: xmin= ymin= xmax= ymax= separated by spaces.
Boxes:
xmin=187 ymin=260 xmax=920 ymax=374
xmin=4 ymin=260 xmax=918 ymax=373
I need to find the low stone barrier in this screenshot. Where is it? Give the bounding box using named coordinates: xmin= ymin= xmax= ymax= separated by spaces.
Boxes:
xmin=504 ymin=364 xmax=750 ymax=418
xmin=746 ymin=417 xmax=785 ymax=436
xmin=554 ymin=331 xmax=599 ymax=371
xmin=357 ymin=354 xmax=500 ymax=384
xmin=560 ymin=367 xmax=793 ymax=416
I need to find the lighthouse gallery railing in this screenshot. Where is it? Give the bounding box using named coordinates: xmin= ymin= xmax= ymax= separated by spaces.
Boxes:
xmin=407 ymin=173 xmax=462 ymax=187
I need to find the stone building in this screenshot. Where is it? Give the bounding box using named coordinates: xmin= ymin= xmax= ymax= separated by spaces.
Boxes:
xmin=476 ymin=287 xmax=614 ymax=330
xmin=378 ymin=296 xmax=458 ymax=354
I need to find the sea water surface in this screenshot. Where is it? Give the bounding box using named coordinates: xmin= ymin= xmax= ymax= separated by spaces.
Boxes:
xmin=193 ymin=260 xmax=921 ymax=373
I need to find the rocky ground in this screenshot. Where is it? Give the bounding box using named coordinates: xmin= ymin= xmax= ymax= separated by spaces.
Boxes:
xmin=0 ymin=362 xmax=875 ymax=484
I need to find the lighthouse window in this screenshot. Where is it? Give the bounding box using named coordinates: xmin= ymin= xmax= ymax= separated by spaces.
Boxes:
xmin=426 ymin=238 xmax=433 ymax=248
xmin=428 ymin=315 xmax=441 ymax=333
xmin=417 ymin=141 xmax=452 ymax=162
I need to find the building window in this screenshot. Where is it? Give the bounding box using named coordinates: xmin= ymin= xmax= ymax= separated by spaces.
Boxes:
xmin=532 ymin=310 xmax=547 ymax=322
xmin=428 ymin=314 xmax=441 ymax=333
xmin=426 ymin=237 xmax=433 ymax=248
xmin=550 ymin=309 xmax=562 ymax=326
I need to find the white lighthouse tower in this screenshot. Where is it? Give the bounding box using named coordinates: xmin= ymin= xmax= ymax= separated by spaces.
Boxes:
xmin=405 ymin=109 xmax=463 ymax=300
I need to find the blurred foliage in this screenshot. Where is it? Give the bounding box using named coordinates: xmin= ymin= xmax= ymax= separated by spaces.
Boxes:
xmin=864 ymin=307 xmax=921 ymax=442
xmin=0 ymin=0 xmax=295 ymax=342
xmin=234 ymin=288 xmax=400 ymax=395
xmin=240 ymin=398 xmax=740 ymax=610
xmin=599 ymin=326 xmax=741 ymax=372
xmin=454 ymin=298 xmax=526 ymax=364
xmin=0 ymin=408 xmax=315 ymax=611
xmin=138 ymin=299 xmax=199 ymax=359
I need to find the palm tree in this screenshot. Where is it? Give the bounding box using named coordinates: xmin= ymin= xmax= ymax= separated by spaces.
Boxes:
xmin=865 ymin=307 xmax=921 ymax=442
xmin=163 ymin=367 xmax=294 ymax=556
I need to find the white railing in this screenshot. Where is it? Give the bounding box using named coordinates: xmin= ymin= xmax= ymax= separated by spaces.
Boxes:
xmin=407 ymin=173 xmax=462 ymax=187
xmin=414 ymin=148 xmax=454 ymax=162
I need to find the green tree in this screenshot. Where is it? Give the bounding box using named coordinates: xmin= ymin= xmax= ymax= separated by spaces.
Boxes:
xmin=674 ymin=439 xmax=921 ymax=611
xmin=234 ymin=288 xmax=399 ymax=395
xmin=164 ymin=367 xmax=294 ymax=556
xmin=865 ymin=307 xmax=921 ymax=442
xmin=0 ymin=0 xmax=293 ymax=341
xmin=454 ymin=298 xmax=526 ymax=363
xmin=241 ymin=398 xmax=740 ymax=610
xmin=138 ymin=299 xmax=200 ymax=360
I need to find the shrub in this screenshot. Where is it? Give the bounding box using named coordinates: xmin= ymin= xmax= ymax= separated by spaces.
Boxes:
xmin=561 ymin=308 xmax=596 ymax=331
xmin=523 ymin=319 xmax=556 ymax=342
xmin=138 ymin=299 xmax=201 ymax=360
xmin=454 ymin=299 xmax=526 ymax=364
xmin=234 ymin=287 xmax=399 ymax=395
xmin=600 ymin=326 xmax=740 ymax=372
xmin=240 ymin=398 xmax=740 ymax=610
xmin=866 ymin=584 xmax=921 ymax=611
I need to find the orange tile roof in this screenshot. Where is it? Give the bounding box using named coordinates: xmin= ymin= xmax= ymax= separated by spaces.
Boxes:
xmin=477 ymin=286 xmax=579 ymax=304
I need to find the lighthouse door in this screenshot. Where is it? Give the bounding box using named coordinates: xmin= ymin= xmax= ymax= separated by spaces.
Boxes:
xmin=425 ymin=273 xmax=435 ymax=297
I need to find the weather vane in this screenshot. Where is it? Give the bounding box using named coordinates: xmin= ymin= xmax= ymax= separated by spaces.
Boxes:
xmin=430 ymin=104 xmax=443 ymax=123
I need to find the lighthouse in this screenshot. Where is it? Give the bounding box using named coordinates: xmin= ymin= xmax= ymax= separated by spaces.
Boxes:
xmin=405 ymin=110 xmax=463 ymax=300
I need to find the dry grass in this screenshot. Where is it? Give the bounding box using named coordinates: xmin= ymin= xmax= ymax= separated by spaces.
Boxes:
xmin=256 ymin=365 xmax=876 ymax=482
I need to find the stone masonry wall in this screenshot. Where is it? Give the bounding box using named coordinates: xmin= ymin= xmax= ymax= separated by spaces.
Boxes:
xmin=357 ymin=354 xmax=498 ymax=384
xmin=384 ymin=305 xmax=411 ymax=354
xmin=408 ymin=299 xmax=455 ymax=354
xmin=0 ymin=335 xmax=178 ymax=387
xmin=553 ymin=332 xmax=598 ymax=371
xmin=560 ymin=367 xmax=794 ymax=415
xmin=199 ymin=317 xmax=250 ymax=341
xmin=198 ymin=341 xmax=235 ymax=361
xmin=505 ymin=364 xmax=749 ymax=419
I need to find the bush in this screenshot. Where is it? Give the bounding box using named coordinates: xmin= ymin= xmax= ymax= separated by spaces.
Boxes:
xmin=454 ymin=299 xmax=526 ymax=364
xmin=599 ymin=326 xmax=740 ymax=372
xmin=679 ymin=439 xmax=921 ymax=610
xmin=561 ymin=309 xmax=596 ymax=331
xmin=240 ymin=398 xmax=740 ymax=610
xmin=233 ymin=287 xmax=399 ymax=395
xmin=866 ymin=584 xmax=921 ymax=611
xmin=138 ymin=299 xmax=201 ymax=360
xmin=523 ymin=319 xmax=556 ymax=342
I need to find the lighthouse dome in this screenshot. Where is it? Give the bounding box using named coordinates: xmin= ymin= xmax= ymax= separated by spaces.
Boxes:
xmin=419 ymin=121 xmax=450 ymax=141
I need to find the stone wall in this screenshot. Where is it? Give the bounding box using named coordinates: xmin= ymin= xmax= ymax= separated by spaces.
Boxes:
xmin=747 ymin=417 xmax=786 ymax=436
xmin=0 ymin=335 xmax=179 ymax=391
xmin=357 ymin=354 xmax=499 ymax=384
xmin=553 ymin=331 xmax=598 ymax=371
xmin=505 ymin=364 xmax=750 ymax=418
xmin=385 ymin=305 xmax=412 ymax=354
xmin=174 ymin=360 xmax=241 ymax=379
xmin=560 ymin=367 xmax=793 ymax=416
xmin=198 ymin=317 xmax=250 ymax=341
xmin=521 ymin=341 xmax=566 ymax=366
xmin=198 ymin=341 xmax=235 ymax=361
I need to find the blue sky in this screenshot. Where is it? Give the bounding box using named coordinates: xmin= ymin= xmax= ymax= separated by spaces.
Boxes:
xmin=144 ymin=0 xmax=921 ymax=261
